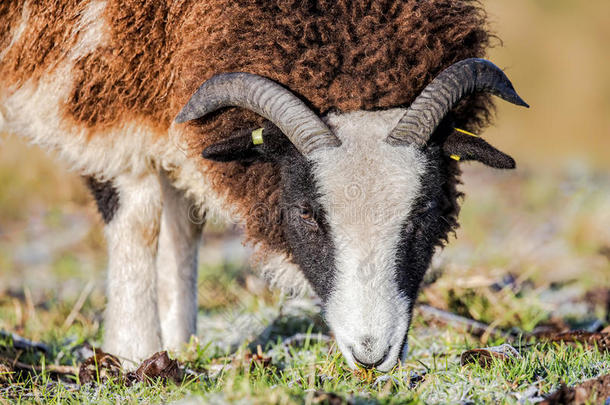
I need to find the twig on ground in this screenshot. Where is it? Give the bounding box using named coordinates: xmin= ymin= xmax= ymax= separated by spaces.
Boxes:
xmin=281 ymin=333 xmax=332 ymax=348
xmin=417 ymin=305 xmax=516 ymax=341
xmin=0 ymin=330 xmax=49 ymax=353
xmin=533 ymin=331 xmax=609 ymax=352
xmin=0 ymin=355 xmax=77 ymax=375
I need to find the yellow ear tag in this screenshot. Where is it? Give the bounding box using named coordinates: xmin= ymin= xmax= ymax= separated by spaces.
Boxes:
xmin=450 ymin=129 xmax=477 ymax=161
xmin=454 ymin=128 xmax=479 ymax=137
xmin=251 ymin=128 xmax=264 ymax=145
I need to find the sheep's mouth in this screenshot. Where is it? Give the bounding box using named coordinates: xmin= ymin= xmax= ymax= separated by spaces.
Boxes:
xmin=350 ymin=345 xmax=392 ymax=369
xmin=332 ymin=326 xmax=410 ymax=373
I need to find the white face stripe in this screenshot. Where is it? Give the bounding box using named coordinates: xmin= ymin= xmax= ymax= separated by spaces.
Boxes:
xmin=311 ymin=109 xmax=428 ymax=371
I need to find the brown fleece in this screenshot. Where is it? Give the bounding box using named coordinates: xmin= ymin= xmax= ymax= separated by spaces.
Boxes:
xmin=0 ymin=1 xmax=86 ymax=85
xmin=0 ymin=0 xmax=495 ymax=256
xmin=0 ymin=3 xmax=22 ymax=55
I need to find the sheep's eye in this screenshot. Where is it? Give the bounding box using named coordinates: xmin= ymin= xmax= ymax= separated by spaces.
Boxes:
xmin=298 ymin=206 xmax=318 ymax=228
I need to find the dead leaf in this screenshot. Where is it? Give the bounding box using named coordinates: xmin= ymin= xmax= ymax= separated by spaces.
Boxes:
xmin=78 ymin=349 xmax=122 ymax=385
xmin=408 ymin=370 xmax=427 ymax=389
xmin=352 ymin=367 xmax=377 ymax=383
xmin=130 ymin=351 xmax=182 ymax=385
xmin=0 ymin=363 xmax=13 ymax=384
xmin=537 ymin=331 xmax=609 ymax=352
xmin=584 ymin=288 xmax=610 ymax=308
xmin=531 ymin=317 xmax=571 ymax=336
xmin=238 ymin=346 xmax=272 ymax=372
xmin=79 ymin=350 xmax=183 ymax=387
xmin=312 ymin=391 xmax=349 ymax=405
xmin=540 ymin=374 xmax=610 ymax=405
xmin=461 ymin=344 xmax=522 ymax=368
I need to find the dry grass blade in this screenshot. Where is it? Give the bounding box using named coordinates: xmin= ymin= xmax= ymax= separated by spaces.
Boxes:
xmin=540 ymin=374 xmax=610 ymax=405
xmin=62 ymin=281 xmax=95 ymax=330
xmin=0 ymin=363 xmax=13 ymax=383
xmin=240 ymin=346 xmax=272 ymax=372
xmin=460 ymin=344 xmax=522 ymax=368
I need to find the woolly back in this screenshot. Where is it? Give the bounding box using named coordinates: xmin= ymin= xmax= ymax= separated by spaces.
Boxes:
xmin=175 ymin=0 xmax=493 ymax=127
xmin=1 ymin=0 xmax=494 ymax=255
xmin=174 ymin=0 xmax=492 ymax=254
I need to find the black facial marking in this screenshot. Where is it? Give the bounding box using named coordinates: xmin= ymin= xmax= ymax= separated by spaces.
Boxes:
xmin=202 ymin=123 xmax=337 ymax=300
xmin=394 ymin=143 xmax=462 ymax=307
xmin=392 ymin=116 xmax=512 ymax=306
xmin=85 ymin=176 xmax=119 ymax=223
xmin=277 ymin=150 xmax=337 ymax=301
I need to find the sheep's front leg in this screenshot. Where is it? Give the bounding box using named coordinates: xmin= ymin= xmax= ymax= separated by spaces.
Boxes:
xmin=102 ymin=173 xmax=163 ymax=365
xmin=156 ymin=172 xmax=203 ymax=351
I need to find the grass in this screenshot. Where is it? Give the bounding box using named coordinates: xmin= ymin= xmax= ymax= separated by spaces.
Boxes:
xmin=1 ymin=132 xmax=609 ymax=402
xmin=1 ymin=299 xmax=609 ymax=404
xmin=1 ymin=232 xmax=609 ymax=404
xmin=2 ymin=4 xmax=610 ymax=394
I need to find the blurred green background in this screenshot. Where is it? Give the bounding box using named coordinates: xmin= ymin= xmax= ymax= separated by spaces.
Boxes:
xmin=0 ymin=0 xmax=608 ymax=315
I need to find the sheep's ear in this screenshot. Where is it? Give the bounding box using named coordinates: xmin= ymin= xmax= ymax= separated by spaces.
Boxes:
xmin=202 ymin=130 xmax=261 ymax=163
xmin=202 ymin=123 xmax=288 ymax=163
xmin=443 ymin=132 xmax=516 ymax=169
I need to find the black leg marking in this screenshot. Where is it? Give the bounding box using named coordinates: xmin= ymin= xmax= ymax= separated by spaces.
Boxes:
xmin=85 ymin=176 xmax=119 ymax=223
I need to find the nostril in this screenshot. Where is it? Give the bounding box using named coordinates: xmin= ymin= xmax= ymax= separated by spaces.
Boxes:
xmin=351 ymin=346 xmax=390 ymax=370
xmin=360 ymin=335 xmax=375 ymax=351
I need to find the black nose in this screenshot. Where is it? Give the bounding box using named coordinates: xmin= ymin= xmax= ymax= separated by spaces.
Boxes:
xmin=352 ymin=348 xmax=390 ymax=369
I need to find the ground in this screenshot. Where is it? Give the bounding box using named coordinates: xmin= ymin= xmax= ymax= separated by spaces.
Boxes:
xmin=0 ymin=133 xmax=609 ymax=404
xmin=3 ymin=1 xmax=610 ymax=403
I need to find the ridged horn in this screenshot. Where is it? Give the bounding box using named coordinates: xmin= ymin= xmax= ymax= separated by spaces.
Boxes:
xmin=175 ymin=72 xmax=341 ymax=155
xmin=386 ymin=58 xmax=529 ymax=146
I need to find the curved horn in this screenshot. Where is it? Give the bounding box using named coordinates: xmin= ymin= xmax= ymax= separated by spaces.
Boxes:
xmin=175 ymin=72 xmax=341 ymax=155
xmin=386 ymin=58 xmax=529 ymax=146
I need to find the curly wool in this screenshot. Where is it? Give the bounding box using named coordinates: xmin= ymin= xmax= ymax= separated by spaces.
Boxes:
xmin=174 ymin=0 xmax=493 ymax=254
xmin=1 ymin=0 xmax=494 ymax=256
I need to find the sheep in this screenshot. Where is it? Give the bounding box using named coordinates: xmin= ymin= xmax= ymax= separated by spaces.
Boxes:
xmin=0 ymin=0 xmax=528 ymax=371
